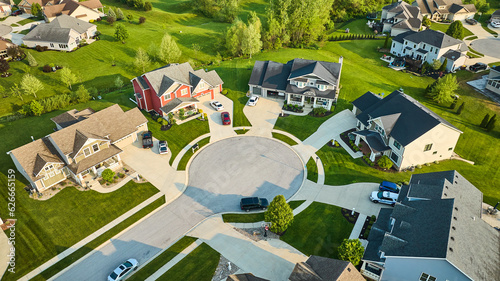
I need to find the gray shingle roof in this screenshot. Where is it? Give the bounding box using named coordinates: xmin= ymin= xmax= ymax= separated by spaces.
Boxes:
xmin=352 ymin=130 xmax=390 ymax=152
xmin=23 ymin=14 xmax=95 ymax=44
xmin=352 ymin=92 xmax=382 ymax=112
xmin=392 ymin=30 xmax=416 ymax=43
xmin=353 ymin=90 xmax=461 ymax=146
xmin=403 ymin=29 xmax=465 ymax=49
xmin=363 ymin=171 xmax=500 ymax=280
xmin=290 ymin=256 xmax=364 ymax=281
xmin=442 ymin=49 xmax=463 ymax=61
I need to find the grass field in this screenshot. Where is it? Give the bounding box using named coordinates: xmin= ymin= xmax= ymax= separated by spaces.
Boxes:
xmin=177 ymin=136 xmax=211 ymax=170
xmin=272 ymin=132 xmax=298 ymax=146
xmin=127 ymin=236 xmax=198 ymax=281
xmin=157 ymin=243 xmax=220 ymax=281
xmin=306 ymin=157 xmax=319 ymax=183
xmin=221 ymin=200 xmax=306 ymax=223
xmin=31 ymin=196 xmax=166 ymax=281
xmin=281 ymin=202 xmax=354 ymax=259
xmin=430 ymin=22 xmax=474 ymax=39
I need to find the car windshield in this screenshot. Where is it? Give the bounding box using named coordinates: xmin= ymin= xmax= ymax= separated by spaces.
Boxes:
xmin=377 ymin=191 xmax=385 ymax=199
xmin=110 ymin=272 xmax=118 ymax=280
xmin=123 ymin=261 xmax=132 ymax=267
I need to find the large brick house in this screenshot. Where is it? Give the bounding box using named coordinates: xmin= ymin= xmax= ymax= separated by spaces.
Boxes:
xmin=131 ymin=63 xmax=224 ymax=118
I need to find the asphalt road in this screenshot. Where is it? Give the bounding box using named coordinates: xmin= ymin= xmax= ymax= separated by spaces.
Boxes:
xmin=54 ymin=136 xmax=303 ymax=281
xmin=470 ymin=38 xmax=500 ymax=59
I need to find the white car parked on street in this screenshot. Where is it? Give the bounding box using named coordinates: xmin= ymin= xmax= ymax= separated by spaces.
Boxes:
xmin=210 ymin=101 xmax=224 ymax=111
xmin=108 ymin=259 xmax=138 ymax=281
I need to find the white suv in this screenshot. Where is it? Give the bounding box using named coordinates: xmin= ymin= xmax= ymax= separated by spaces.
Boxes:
xmin=370 ymin=191 xmax=399 ymax=206
xmin=210 ymin=101 xmax=224 ymax=111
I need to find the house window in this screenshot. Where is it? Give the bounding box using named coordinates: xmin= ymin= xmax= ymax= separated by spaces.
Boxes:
xmin=430 ymin=47 xmax=433 ymax=52
xmin=424 ymin=144 xmax=433 ymax=151
xmin=413 ymin=44 xmax=416 ymax=48
xmin=393 ymin=139 xmax=401 ymax=149
xmin=180 ymin=88 xmax=188 ymax=96
xmin=164 ymin=93 xmax=171 ymax=100
xmin=83 ymin=147 xmax=91 ymax=157
xmin=199 ymin=82 xmax=204 ymax=88
xmin=297 ymin=81 xmax=305 ymax=88
xmin=419 ymin=273 xmax=437 ymax=281
xmin=390 ymin=152 xmax=399 ymax=163
xmin=392 ymin=43 xmax=395 ymax=48
xmin=404 ymin=41 xmax=407 ymax=45
xmin=423 ymin=44 xmax=426 ymax=49
xmin=92 ymin=143 xmax=99 ymax=153
xmin=45 ymin=164 xmax=54 ymax=171
xmin=318 ymin=84 xmax=326 ymax=91
xmin=435 ymin=49 xmax=438 ymax=54
xmin=50 ymin=43 xmax=54 ymax=48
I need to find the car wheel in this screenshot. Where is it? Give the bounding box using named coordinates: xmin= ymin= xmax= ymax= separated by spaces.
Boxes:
xmin=134 ymin=266 xmax=138 ymax=270
xmin=391 ymin=203 xmax=396 ymax=207
xmin=373 ymin=200 xmax=379 ymax=203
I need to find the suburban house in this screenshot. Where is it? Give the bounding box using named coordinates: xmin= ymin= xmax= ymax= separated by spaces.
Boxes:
xmin=491 ymin=9 xmax=500 ymax=22
xmin=412 ymin=0 xmax=476 ymax=21
xmin=390 ymin=29 xmax=468 ymax=72
xmin=0 ymin=38 xmax=15 ymax=60
xmin=43 ymin=0 xmax=103 ymax=22
xmin=7 ymin=104 xmax=148 ymax=192
xmin=23 ymin=14 xmax=97 ymax=51
xmin=361 ymin=170 xmax=500 ymax=281
xmin=131 ymin=62 xmax=224 ymax=118
xmin=248 ymin=58 xmax=343 ymax=110
xmin=226 ymin=274 xmax=269 ymax=281
xmin=350 ymin=90 xmax=462 ymax=170
xmin=0 ymin=0 xmax=13 ymax=16
xmin=380 ymin=1 xmax=422 ymax=36
xmin=485 ymin=65 xmax=500 ymax=95
xmin=18 ymin=0 xmax=57 ymax=14
xmin=289 ymin=256 xmax=365 ymax=281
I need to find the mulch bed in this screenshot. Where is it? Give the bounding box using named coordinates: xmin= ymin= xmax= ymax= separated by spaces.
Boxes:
xmin=160 ymin=124 xmax=172 ymax=131
xmin=339 ymin=129 xmax=358 ymax=153
xmin=359 ymin=216 xmax=377 ymax=239
xmin=341 ymin=208 xmax=359 ymax=225
xmin=308 ymin=111 xmax=334 ymax=118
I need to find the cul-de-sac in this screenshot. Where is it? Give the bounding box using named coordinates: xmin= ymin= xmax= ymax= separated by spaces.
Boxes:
xmin=0 ymin=0 xmax=499 ymax=280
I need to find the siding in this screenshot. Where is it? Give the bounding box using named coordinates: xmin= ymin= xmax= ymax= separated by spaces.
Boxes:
xmin=382 ymin=257 xmax=470 ymax=281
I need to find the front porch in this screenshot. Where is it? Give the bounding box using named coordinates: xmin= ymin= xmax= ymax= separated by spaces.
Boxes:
xmin=286 ymin=94 xmax=333 ymax=110
xmin=79 ymin=155 xmax=122 ymax=187
xmin=351 ymin=130 xmax=390 ymax=162
xmin=160 ymin=97 xmax=200 ymax=122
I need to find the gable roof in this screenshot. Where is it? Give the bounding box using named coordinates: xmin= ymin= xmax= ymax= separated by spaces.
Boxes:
xmin=159 ymin=97 xmax=199 ymax=115
xmin=78 ymin=0 xmax=102 ymax=9
xmin=289 ymin=256 xmax=364 ymax=281
xmin=363 ymin=170 xmax=500 ymax=281
xmin=403 ymin=29 xmax=464 ymax=49
xmin=51 ymin=108 xmax=95 ymax=128
xmin=43 ymin=0 xmax=101 ymax=19
xmin=353 ymin=90 xmax=461 ymax=146
xmin=226 ymin=274 xmax=269 ymax=281
xmin=138 ymin=63 xmax=223 ymax=97
xmin=23 ymin=14 xmax=95 ymax=43
xmin=20 ymin=0 xmax=57 ymax=8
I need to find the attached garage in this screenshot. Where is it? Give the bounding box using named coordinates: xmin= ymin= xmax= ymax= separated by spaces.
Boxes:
xmin=114 ymin=134 xmax=135 ymax=149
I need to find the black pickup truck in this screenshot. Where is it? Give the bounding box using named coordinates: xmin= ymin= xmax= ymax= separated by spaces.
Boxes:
xmin=142 ymin=131 xmax=153 ymax=148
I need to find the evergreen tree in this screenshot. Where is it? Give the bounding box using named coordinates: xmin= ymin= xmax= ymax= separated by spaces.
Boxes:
xmin=439 ymin=59 xmax=447 ymax=72
xmin=480 ymin=114 xmax=490 ymax=128
xmin=31 ymin=3 xmax=42 ymax=18
xmin=429 ymin=75 xmax=458 ymax=104
xmin=107 ymin=7 xmax=116 ymax=19
xmin=264 ymin=195 xmax=294 ymax=234
xmin=446 ymin=21 xmax=464 ymax=39
xmin=338 ymin=239 xmax=365 ymax=266
xmin=27 ymin=52 xmax=37 ymax=67
xmin=114 ymin=24 xmax=129 ymax=43
xmin=457 ymin=102 xmax=465 ymax=115
xmin=383 ymin=33 xmax=389 ymax=48
xmin=422 ymin=15 xmax=431 ymax=27
xmin=0 ymin=58 xmax=9 ymax=74
xmin=116 ymin=8 xmax=124 ymax=20
xmin=158 ymin=32 xmax=182 ymax=63
xmin=144 ymin=1 xmax=152 ymax=11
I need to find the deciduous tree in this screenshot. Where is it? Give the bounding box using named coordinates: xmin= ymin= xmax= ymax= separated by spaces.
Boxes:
xmin=134 ymin=47 xmax=150 ymax=72
xmin=114 ymin=24 xmax=129 ymax=43
xmin=29 ymin=100 xmax=44 ymax=116
xmin=446 ymin=21 xmax=464 ymax=39
xmin=264 ymin=195 xmax=294 ymax=234
xmin=144 ymin=1 xmax=152 ymax=11
xmin=422 ymin=15 xmax=431 ymax=27
xmin=31 ymin=3 xmax=42 ymax=18
xmin=10 ymin=83 xmax=23 ymax=101
xmin=60 ymin=67 xmax=78 ymax=89
xmin=338 ymin=239 xmax=364 ymax=266
xmin=21 ymin=74 xmax=44 ymax=98
xmin=429 ymin=75 xmax=458 ymax=104
xmin=241 ymin=11 xmax=262 ymax=58
xmin=0 ymin=58 xmax=9 ymax=74
xmin=158 ymin=32 xmax=181 ymax=63
xmin=114 ymin=76 xmax=124 ymax=88
xmin=73 ymin=85 xmax=91 ymax=103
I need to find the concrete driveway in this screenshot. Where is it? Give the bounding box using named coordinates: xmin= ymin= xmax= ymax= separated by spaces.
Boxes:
xmin=462 ymin=20 xmax=493 ymax=39
xmin=244 ymin=97 xmax=283 ymax=138
xmin=54 ymin=137 xmax=304 ymax=281
xmin=197 ymin=94 xmax=236 ymax=142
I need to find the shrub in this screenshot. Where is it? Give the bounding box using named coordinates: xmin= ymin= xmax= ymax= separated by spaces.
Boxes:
xmin=43 ymin=64 xmax=52 ymax=72
xmin=312 ymin=107 xmax=327 ymax=116
xmin=139 ymin=16 xmax=146 ymax=24
xmin=377 ymin=155 xmax=393 ymax=170
xmin=416 ymin=164 xmax=422 ymax=169
xmin=127 ymin=14 xmax=133 ymax=21
xmin=264 ymin=195 xmax=294 ymax=234
xmin=118 ymin=173 xmax=125 ymax=178
xmin=222 ymin=89 xmax=228 ymax=95
xmin=425 ymin=163 xmax=431 ymax=166
xmin=144 ymin=1 xmax=152 ymax=11
xmin=101 ymin=169 xmax=115 ymax=183
xmin=434 ymin=160 xmax=439 ymax=164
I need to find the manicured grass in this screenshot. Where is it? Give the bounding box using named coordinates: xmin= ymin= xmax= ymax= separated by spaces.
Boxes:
xmin=31 ymin=195 xmax=166 ymax=281
xmin=177 ymin=136 xmax=210 ymax=170
xmin=331 ymin=18 xmax=375 ymax=35
xmin=234 ymin=129 xmax=249 ymax=134
xmin=127 ymin=236 xmax=198 ymax=281
xmin=475 ymin=13 xmax=499 ymax=37
xmin=17 ymin=17 xmax=38 ymax=26
xmin=468 ymin=46 xmax=484 ymax=57
xmin=223 ymin=90 xmax=251 ymax=127
xmin=281 ymin=202 xmax=354 ymax=259
xmin=0 ymin=176 xmax=160 ymax=281
xmin=157 ymin=243 xmax=220 ymax=281
xmin=222 ymin=200 xmax=306 ymax=223
xmin=274 ymin=114 xmax=334 ymax=141
xmin=146 ymin=116 xmax=210 ymax=166
xmin=18 ymin=29 xmax=31 ymax=35
xmin=467 ymin=51 xmax=483 ymax=58
xmin=430 ymin=22 xmax=473 ymax=39
xmin=272 ymin=132 xmax=298 ymax=146
xmin=466 ymin=35 xmax=478 ymax=40
xmin=306 ymin=157 xmax=319 ymax=183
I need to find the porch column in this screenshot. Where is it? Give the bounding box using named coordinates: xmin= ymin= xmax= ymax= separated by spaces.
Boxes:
xmin=78 ymin=173 xmax=84 ymax=185
xmin=327 ymin=99 xmax=332 ymax=109
xmin=313 ymin=97 xmax=317 ymax=108
xmin=300 ymin=95 xmax=305 ymax=106
xmin=92 ymin=166 xmax=97 ymax=174
xmin=249 ymin=85 xmax=253 ymax=94
xmin=370 ymin=152 xmax=376 ymax=162
xmin=116 ymin=154 xmax=121 ymax=161
xmin=194 ymin=103 xmax=198 ymax=110
xmin=355 ymin=135 xmax=361 ymax=146
xmin=286 ymin=94 xmax=290 ymax=104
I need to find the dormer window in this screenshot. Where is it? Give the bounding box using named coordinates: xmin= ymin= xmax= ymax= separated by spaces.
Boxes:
xmin=83 ymin=147 xmax=91 ymax=157
xmin=45 ymin=164 xmax=54 ymax=171
xmin=297 ymin=81 xmax=305 ymax=88
xmin=318 ymin=84 xmax=326 ymax=91
xmin=92 ymin=144 xmax=99 ymax=153
xmin=199 ymin=82 xmax=204 ymax=88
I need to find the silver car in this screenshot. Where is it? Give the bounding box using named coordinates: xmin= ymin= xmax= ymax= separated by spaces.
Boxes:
xmin=370 ymin=191 xmax=398 ymax=206
xmin=210 ymin=101 xmax=224 ymax=111
xmin=108 ymin=259 xmax=138 ymax=281
xmin=247 ymin=96 xmax=259 ymax=106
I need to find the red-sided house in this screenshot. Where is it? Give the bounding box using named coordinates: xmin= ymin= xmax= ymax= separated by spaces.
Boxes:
xmin=131 ymin=62 xmax=224 ymax=118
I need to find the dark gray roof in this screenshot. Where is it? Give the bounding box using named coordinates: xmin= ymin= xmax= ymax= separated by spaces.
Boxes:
xmin=415 ymin=48 xmax=428 ymax=54
xmin=354 ymin=90 xmax=461 ymax=146
xmin=226 ymin=274 xmax=269 ymax=281
xmin=248 ymin=59 xmax=342 ymax=97
xmin=159 ymin=97 xmax=199 ymax=114
xmin=492 ymin=9 xmax=500 ymax=16
xmin=352 ymin=92 xmax=382 ymax=112
xmin=351 ymin=130 xmax=390 ymax=152
xmin=403 ymin=29 xmax=465 ymax=49
xmin=448 ymin=3 xmax=464 ymax=14
xmin=442 ymin=49 xmax=463 ymax=61
xmin=23 ymin=14 xmax=95 ymax=43
xmin=392 ymin=30 xmax=417 ymax=43
xmin=364 ymin=170 xmax=500 ymax=280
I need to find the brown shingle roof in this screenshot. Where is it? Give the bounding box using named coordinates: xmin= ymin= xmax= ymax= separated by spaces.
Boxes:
xmin=78 ymin=0 xmax=103 ymax=10
xmin=43 ymin=0 xmax=80 ymax=19
xmin=0 ymin=38 xmax=14 ymax=52
xmin=50 ymin=108 xmax=95 ymax=129
xmin=67 ymin=144 xmax=122 ymax=174
xmin=70 ymin=129 xmax=108 ymax=158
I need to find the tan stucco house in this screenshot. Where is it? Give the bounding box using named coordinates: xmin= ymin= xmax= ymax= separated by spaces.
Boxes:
xmin=350 ymin=90 xmax=462 ymax=170
xmin=7 ymin=104 xmax=148 ymax=192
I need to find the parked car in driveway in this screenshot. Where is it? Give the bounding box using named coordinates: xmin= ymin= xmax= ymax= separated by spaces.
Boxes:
xmin=469 ymin=62 xmax=488 ymax=72
xmin=247 ymin=96 xmax=259 ymax=106
xmin=491 ymin=21 xmax=500 ymax=28
xmin=210 ymin=101 xmax=224 ymax=111
xmin=158 ymin=140 xmax=168 ymax=154
xmin=108 ymin=259 xmax=138 ymax=281
xmin=379 ymin=181 xmax=400 ymax=193
xmin=465 ymin=18 xmax=478 ymax=25
xmin=240 ymin=197 xmax=269 ymax=211
xmin=370 ymin=191 xmax=398 ymax=206
xmin=221 ymin=111 xmax=231 ymax=125
xmin=142 ymin=131 xmax=153 ymax=149
xmin=11 ymin=10 xmax=22 ymax=16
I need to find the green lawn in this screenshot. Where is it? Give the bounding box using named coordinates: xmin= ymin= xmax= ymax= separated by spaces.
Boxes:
xmin=281 ymin=202 xmax=354 ymax=259
xmin=128 ymin=236 xmax=198 ymax=281
xmin=0 ymin=177 xmax=160 ymax=281
xmin=177 ymin=137 xmax=211 ymax=170
xmin=430 ymin=22 xmax=474 ymax=39
xmin=146 ymin=117 xmax=210 ymax=165
xmin=331 ymin=18 xmax=375 ymax=35
xmin=224 ymin=90 xmax=251 ymax=126
xmin=157 ymin=243 xmax=220 ymax=281
xmin=222 ymin=200 xmax=306 ymax=223
xmin=306 ymin=157 xmax=319 ymax=183
xmin=17 ymin=17 xmax=39 ymax=26
xmin=475 ymin=12 xmax=499 ymax=37
xmin=234 ymin=129 xmax=249 ymax=134
xmin=31 ymin=196 xmax=166 ymax=281
xmin=272 ymin=132 xmax=298 ymax=146
xmin=274 ymin=114 xmax=335 ymax=141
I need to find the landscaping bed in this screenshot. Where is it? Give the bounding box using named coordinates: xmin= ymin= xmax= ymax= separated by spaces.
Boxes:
xmin=359 ymin=215 xmax=377 ymax=240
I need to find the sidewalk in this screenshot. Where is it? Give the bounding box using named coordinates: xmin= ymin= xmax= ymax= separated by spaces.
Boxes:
xmin=19 ymin=192 xmax=165 ymax=281
xmin=349 ymin=214 xmax=367 ymax=240
xmin=170 ymin=133 xmax=211 ymax=170
xmin=144 ymin=239 xmax=202 ymax=281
